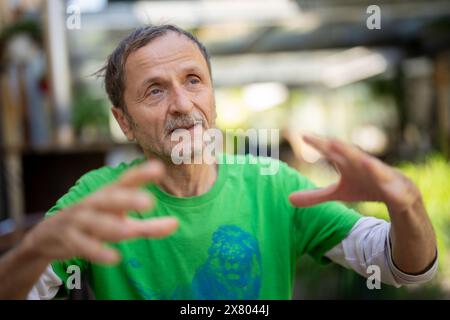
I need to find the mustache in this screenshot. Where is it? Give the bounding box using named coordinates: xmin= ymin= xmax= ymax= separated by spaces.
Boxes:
xmin=165 ymin=114 xmax=204 ymax=134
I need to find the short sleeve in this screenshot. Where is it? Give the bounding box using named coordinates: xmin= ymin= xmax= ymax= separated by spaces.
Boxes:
xmin=279 ymin=162 xmax=362 ymax=265
xmin=294 ymin=198 xmax=362 ymax=265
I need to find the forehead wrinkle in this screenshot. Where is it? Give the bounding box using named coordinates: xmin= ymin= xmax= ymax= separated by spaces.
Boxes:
xmin=133 ymin=49 xmax=188 ymax=70
xmin=138 ymin=56 xmax=200 ymax=80
xmin=128 ymin=33 xmax=205 ymax=71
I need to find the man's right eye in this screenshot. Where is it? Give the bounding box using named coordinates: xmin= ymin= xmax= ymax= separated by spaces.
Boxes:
xmin=149 ymin=88 xmax=162 ymax=95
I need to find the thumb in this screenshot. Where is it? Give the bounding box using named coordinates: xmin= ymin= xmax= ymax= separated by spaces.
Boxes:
xmin=289 ymin=184 xmax=339 ymax=207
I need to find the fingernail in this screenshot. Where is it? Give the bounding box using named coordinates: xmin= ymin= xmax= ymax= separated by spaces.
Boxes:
xmin=157 ymin=217 xmax=179 ymax=227
xmin=157 ymin=216 xmax=178 ymax=223
xmin=102 ymin=250 xmax=120 ymax=264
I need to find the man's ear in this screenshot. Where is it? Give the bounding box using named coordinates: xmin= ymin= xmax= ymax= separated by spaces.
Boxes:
xmin=111 ymin=107 xmax=135 ymax=141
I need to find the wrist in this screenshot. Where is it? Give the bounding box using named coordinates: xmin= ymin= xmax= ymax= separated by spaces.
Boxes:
xmin=385 ymin=180 xmax=422 ymax=215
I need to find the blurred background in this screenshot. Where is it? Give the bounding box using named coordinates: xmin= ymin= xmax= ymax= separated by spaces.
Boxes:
xmin=0 ymin=0 xmax=449 ymax=299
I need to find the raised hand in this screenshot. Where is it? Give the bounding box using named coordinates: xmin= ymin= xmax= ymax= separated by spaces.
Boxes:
xmin=289 ymin=135 xmax=421 ymax=213
xmin=22 ymin=160 xmax=179 ymax=265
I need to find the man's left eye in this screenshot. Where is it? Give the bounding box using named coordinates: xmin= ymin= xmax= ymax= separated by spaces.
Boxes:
xmin=188 ymin=77 xmax=200 ymax=84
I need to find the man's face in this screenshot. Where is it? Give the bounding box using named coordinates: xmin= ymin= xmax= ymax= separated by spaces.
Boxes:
xmin=113 ymin=31 xmax=216 ymax=160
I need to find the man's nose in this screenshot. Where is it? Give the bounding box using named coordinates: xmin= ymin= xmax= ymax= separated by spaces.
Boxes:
xmin=169 ymin=86 xmax=194 ymax=115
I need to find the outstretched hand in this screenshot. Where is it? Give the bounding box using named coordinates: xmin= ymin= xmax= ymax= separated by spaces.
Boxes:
xmin=288 ymin=135 xmax=420 ymax=213
xmin=23 ymin=160 xmax=179 ymax=265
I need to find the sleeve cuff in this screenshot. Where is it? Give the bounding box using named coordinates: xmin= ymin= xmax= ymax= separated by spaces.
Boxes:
xmin=386 ymin=233 xmax=438 ymax=285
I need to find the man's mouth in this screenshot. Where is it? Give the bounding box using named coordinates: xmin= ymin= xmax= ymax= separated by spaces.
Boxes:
xmin=169 ymin=122 xmax=202 ymax=135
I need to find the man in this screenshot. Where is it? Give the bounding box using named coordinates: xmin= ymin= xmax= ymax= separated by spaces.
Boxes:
xmin=0 ymin=25 xmax=437 ymax=299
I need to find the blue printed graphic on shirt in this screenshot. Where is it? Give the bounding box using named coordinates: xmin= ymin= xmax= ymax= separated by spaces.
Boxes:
xmin=129 ymin=225 xmax=262 ymax=299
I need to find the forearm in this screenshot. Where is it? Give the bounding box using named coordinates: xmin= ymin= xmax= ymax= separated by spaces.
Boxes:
xmin=0 ymin=238 xmax=51 ymax=300
xmin=388 ymin=194 xmax=437 ymax=275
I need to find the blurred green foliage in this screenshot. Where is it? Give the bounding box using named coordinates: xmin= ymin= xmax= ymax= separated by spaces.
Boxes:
xmin=72 ymin=86 xmax=110 ymax=141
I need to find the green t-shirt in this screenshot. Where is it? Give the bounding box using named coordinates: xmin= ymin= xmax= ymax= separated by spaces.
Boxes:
xmin=47 ymin=154 xmax=361 ymax=299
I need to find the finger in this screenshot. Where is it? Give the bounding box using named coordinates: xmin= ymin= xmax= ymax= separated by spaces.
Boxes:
xmin=68 ymin=229 xmax=120 ymax=264
xmin=303 ymin=134 xmax=356 ymax=157
xmin=117 ymin=160 xmax=165 ymax=188
xmin=326 ymin=150 xmax=347 ymax=172
xmin=289 ymin=184 xmax=339 ymax=207
xmin=328 ymin=138 xmax=363 ymax=165
xmin=302 ymin=134 xmax=347 ymax=169
xmin=74 ymin=210 xmax=136 ymax=242
xmin=302 ymin=134 xmax=333 ymax=156
xmin=78 ymin=213 xmax=179 ymax=241
xmin=83 ymin=188 xmax=154 ymax=213
xmin=121 ymin=216 xmax=179 ymax=239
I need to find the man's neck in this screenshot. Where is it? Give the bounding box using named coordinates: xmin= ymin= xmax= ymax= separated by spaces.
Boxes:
xmin=147 ymin=155 xmax=218 ymax=197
